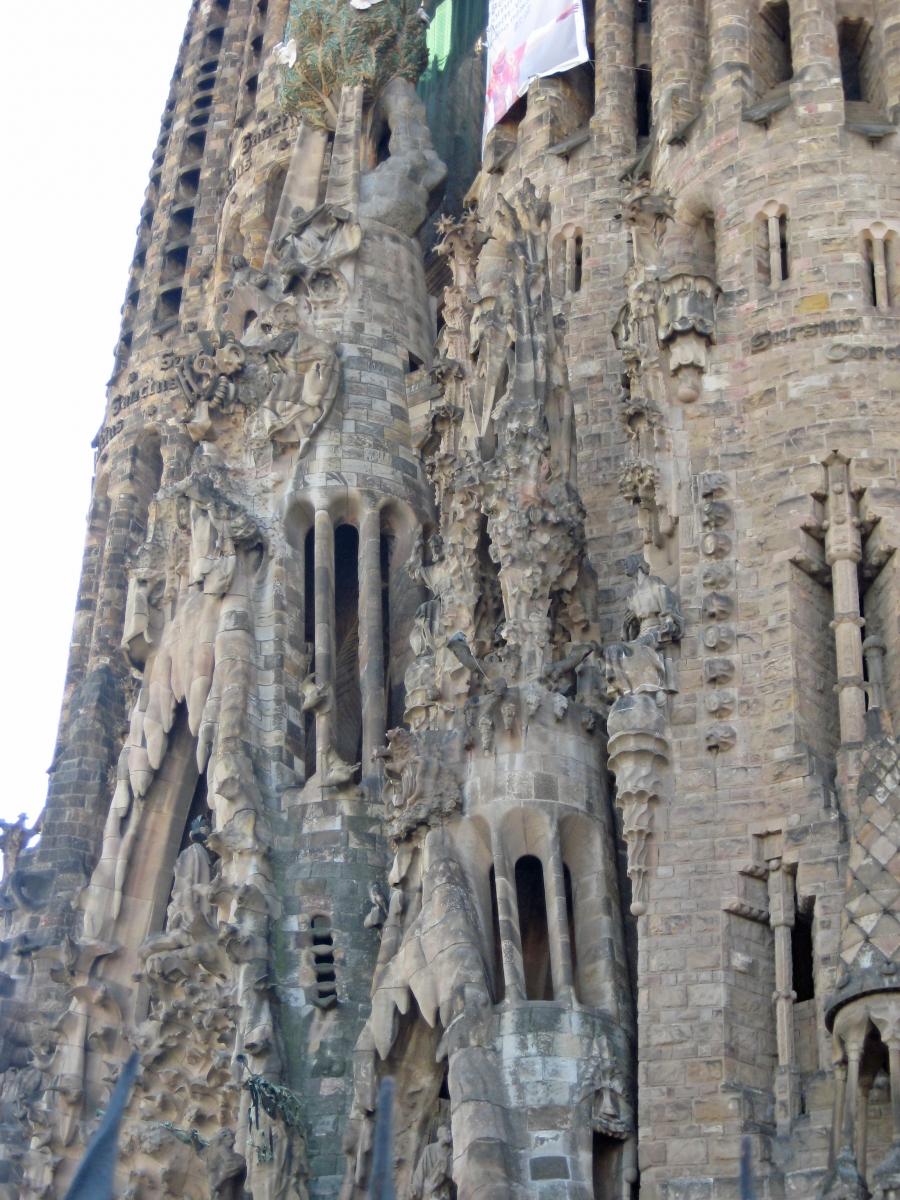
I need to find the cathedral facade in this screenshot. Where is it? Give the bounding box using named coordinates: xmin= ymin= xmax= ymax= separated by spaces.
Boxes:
xmin=2 ymin=2 xmax=900 ymax=1200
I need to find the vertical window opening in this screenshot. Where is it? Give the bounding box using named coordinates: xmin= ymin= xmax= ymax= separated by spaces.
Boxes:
xmin=515 ymin=856 xmax=553 ymax=1001
xmin=573 ymin=235 xmax=583 ymax=293
xmin=334 ymin=525 xmax=362 ymax=766
xmin=304 ymin=527 xmax=316 ymax=781
xmin=592 ymin=1133 xmax=622 ymax=1200
xmin=779 ymin=213 xmax=789 ymax=282
xmin=865 ymin=239 xmax=878 ymax=306
xmin=564 ymin=865 xmax=579 ymax=1003
xmin=792 ymin=908 xmax=815 ymax=1003
xmin=839 ymin=21 xmax=864 ymax=102
xmin=489 ymin=866 xmax=505 ymax=1004
xmin=635 ymin=69 xmax=652 ymax=138
xmin=311 ymin=914 xmax=337 ymax=1008
xmin=756 ymin=0 xmax=793 ymax=92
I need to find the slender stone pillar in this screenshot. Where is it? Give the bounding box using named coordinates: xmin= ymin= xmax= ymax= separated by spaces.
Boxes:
xmin=858 ymin=1079 xmax=873 ymax=1178
xmin=89 ymin=484 xmax=140 ymax=665
xmin=544 ymin=825 xmax=576 ymax=1004
xmin=314 ymin=506 xmax=336 ymax=772
xmin=769 ymin=858 xmax=800 ymax=1135
xmin=593 ymin=0 xmax=637 ymax=156
xmin=358 ymin=504 xmax=386 ymax=781
xmin=491 ymin=837 xmax=526 ymax=1003
xmin=824 ymin=454 xmax=866 ymax=745
xmin=877 ymin=0 xmax=900 ymax=123
xmin=890 ymin=1041 xmax=900 ymax=1140
xmin=707 ymin=0 xmax=750 ymax=100
xmin=789 ymin=0 xmax=840 ymax=83
xmin=651 ymin=0 xmax=706 ymax=128
xmin=831 ymin=1061 xmax=847 ymax=1167
xmin=841 ymin=1039 xmax=864 ymax=1151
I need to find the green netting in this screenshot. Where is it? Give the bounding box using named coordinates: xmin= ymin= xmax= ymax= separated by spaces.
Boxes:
xmin=418 ymin=0 xmax=487 ymax=248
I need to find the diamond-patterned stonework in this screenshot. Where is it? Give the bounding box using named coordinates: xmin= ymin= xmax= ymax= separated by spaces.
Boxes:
xmin=827 ymin=709 xmax=900 ymax=1025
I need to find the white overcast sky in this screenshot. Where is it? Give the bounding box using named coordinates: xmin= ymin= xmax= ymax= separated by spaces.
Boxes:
xmin=0 ymin=2 xmax=193 ymax=826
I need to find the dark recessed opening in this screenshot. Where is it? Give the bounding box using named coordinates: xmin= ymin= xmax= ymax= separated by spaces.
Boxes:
xmin=178 ymin=168 xmax=201 ymax=200
xmin=779 ymin=213 xmax=789 ymax=281
xmin=196 ymin=75 xmax=217 ymax=92
xmin=762 ymin=0 xmax=793 ymax=84
xmin=204 ymin=26 xmax=225 ymax=54
xmin=636 ymin=68 xmax=652 ymax=137
xmin=193 ymin=94 xmax=215 ymax=111
xmin=200 ymin=58 xmax=219 ymax=74
xmin=792 ymin=909 xmax=815 ymax=1003
xmin=515 ymin=856 xmax=553 ymax=1001
xmin=593 ymin=1133 xmax=624 ymax=1200
xmin=184 ymin=132 xmax=207 ymax=162
xmin=334 ymin=524 xmax=362 ymax=768
xmin=171 ymin=206 xmax=195 ymax=239
xmin=838 ymin=20 xmax=865 ymax=101
xmin=157 ymin=287 xmax=183 ymax=319
xmin=573 ymin=235 xmax=583 ymax=292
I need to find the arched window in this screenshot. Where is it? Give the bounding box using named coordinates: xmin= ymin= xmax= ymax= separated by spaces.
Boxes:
xmin=515 ymin=856 xmax=553 ymax=1000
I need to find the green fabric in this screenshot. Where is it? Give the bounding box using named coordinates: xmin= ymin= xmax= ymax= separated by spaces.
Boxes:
xmin=417 ymin=0 xmax=487 ymax=247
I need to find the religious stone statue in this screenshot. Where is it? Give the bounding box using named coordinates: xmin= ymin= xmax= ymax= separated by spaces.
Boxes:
xmin=274 ymin=202 xmax=362 ymax=304
xmin=604 ymin=555 xmax=683 ymax=702
xmin=410 ymin=1127 xmax=453 ymax=1200
xmin=165 ymin=816 xmax=213 ymax=934
xmin=245 ymin=302 xmax=340 ymax=454
xmin=192 ymin=1127 xmax=247 ymax=1200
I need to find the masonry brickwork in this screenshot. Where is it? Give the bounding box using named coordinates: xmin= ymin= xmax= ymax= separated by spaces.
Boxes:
xmin=1 ymin=3 xmax=899 ymax=1200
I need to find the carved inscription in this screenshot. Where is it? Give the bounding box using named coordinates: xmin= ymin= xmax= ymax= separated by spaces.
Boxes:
xmin=751 ymin=317 xmax=862 ymax=352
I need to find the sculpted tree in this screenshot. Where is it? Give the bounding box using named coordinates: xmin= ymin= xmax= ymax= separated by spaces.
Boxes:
xmin=279 ymin=0 xmax=428 ymax=128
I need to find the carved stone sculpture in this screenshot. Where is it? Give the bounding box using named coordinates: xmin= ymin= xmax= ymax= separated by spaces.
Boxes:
xmin=604 ymin=555 xmax=682 ymax=702
xmin=410 ymin=1127 xmax=453 ymax=1200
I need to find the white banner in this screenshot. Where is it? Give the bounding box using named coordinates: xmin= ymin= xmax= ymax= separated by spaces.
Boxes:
xmin=483 ymin=0 xmax=589 ymax=145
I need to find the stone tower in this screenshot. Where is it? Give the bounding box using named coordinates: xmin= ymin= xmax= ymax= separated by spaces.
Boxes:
xmin=4 ymin=0 xmax=900 ymax=1199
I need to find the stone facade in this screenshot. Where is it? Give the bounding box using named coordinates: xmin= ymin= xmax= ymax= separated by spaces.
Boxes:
xmin=3 ymin=2 xmax=900 ymax=1200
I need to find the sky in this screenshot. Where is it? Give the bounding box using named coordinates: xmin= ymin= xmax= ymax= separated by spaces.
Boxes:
xmin=0 ymin=1 xmax=192 ymax=827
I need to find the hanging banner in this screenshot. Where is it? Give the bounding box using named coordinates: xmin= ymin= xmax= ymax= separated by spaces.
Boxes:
xmin=483 ymin=0 xmax=589 ymax=145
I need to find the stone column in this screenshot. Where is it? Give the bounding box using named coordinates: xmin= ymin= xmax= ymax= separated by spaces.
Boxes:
xmin=89 ymin=482 xmax=143 ymax=666
xmin=872 ymin=235 xmax=890 ymax=311
xmin=651 ymin=0 xmax=706 ymax=130
xmin=491 ymin=837 xmax=526 ymax=1004
xmin=789 ymin=0 xmax=840 ymax=83
xmin=593 ymin=0 xmax=636 ymax=156
xmin=358 ymin=504 xmax=386 ymax=782
xmin=858 ymin=1079 xmax=873 ymax=1178
xmin=707 ymin=0 xmax=751 ymax=100
xmin=831 ymin=1061 xmax=847 ymax=1168
xmin=877 ymin=0 xmax=900 ymax=123
xmin=841 ymin=1033 xmax=865 ymax=1152
xmin=314 ymin=506 xmax=336 ymax=772
xmin=544 ymin=825 xmax=576 ymax=1004
xmin=824 ymin=454 xmax=866 ymax=745
xmin=768 ymin=858 xmax=800 ymax=1135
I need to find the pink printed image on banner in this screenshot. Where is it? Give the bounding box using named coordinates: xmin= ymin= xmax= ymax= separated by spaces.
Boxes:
xmin=483 ymin=0 xmax=589 ymax=146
